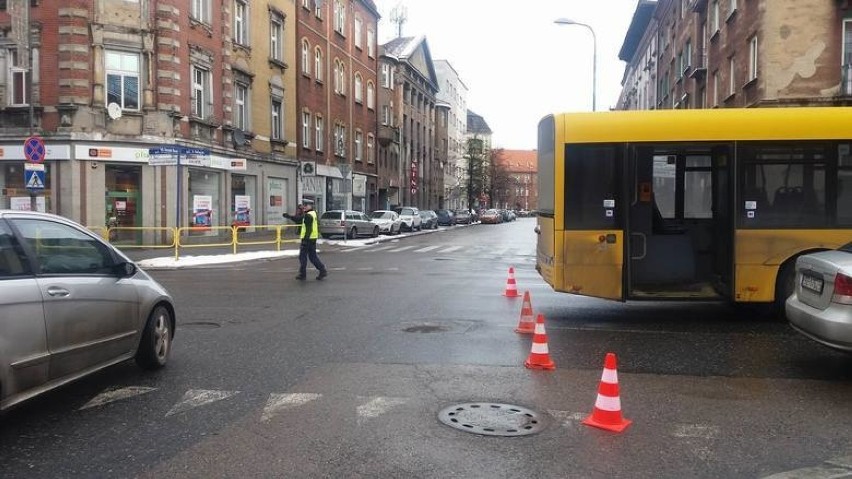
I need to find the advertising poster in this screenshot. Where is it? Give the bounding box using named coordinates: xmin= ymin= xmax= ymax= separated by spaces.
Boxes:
xmin=234 ymin=195 xmax=251 ymax=227
xmin=10 ymin=196 xmax=46 ymax=212
xmin=192 ymin=195 xmax=213 ymax=228
xmin=266 ymin=178 xmax=286 ymax=225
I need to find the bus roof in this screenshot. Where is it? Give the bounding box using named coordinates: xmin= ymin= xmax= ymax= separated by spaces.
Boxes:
xmin=551 ymin=107 xmax=852 ymax=144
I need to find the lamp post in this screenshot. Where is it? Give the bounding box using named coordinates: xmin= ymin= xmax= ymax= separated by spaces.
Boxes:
xmin=554 ymin=18 xmax=597 ymax=112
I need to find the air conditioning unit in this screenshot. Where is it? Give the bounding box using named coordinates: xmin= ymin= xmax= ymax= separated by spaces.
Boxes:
xmin=301 ymin=161 xmax=316 ymax=176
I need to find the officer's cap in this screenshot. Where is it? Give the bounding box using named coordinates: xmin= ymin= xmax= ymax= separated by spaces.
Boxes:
xmin=301 ymin=198 xmax=315 ymax=206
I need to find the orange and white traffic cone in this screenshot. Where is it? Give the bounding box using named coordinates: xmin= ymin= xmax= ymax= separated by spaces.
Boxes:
xmin=583 ymin=353 xmax=631 ymax=433
xmin=503 ymin=266 xmax=520 ymax=297
xmin=524 ymin=314 xmax=555 ymax=371
xmin=515 ymin=291 xmax=535 ymax=334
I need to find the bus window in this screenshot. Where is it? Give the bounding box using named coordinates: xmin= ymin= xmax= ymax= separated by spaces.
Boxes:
xmin=565 ymin=145 xmax=622 ymax=230
xmin=839 ymin=144 xmax=852 ymax=226
xmin=684 ymin=156 xmax=713 ymax=219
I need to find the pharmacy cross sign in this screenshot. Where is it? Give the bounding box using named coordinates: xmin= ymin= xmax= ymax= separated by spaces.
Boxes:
xmin=24 ymin=136 xmax=46 ymax=163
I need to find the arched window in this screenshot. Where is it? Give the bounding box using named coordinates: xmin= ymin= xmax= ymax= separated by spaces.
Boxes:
xmin=366 ymin=82 xmax=375 ymax=109
xmin=315 ymin=47 xmax=323 ymax=81
xmin=354 ymin=73 xmax=363 ymax=103
xmin=302 ymin=40 xmax=310 ymax=76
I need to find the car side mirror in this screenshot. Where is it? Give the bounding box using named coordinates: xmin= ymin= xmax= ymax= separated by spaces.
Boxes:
xmin=115 ymin=261 xmax=137 ymax=278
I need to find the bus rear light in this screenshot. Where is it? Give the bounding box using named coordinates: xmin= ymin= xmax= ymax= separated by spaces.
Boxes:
xmin=832 ymin=272 xmax=852 ymax=305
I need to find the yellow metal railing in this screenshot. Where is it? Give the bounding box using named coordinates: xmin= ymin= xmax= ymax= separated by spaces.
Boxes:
xmin=88 ymin=224 xmax=303 ymax=260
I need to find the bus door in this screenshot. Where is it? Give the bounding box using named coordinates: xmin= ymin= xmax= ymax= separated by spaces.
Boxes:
xmin=561 ymin=144 xmax=626 ymax=301
xmin=627 ymin=144 xmax=733 ymax=299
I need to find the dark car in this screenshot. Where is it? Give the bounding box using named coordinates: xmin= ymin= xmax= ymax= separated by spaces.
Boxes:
xmin=454 ymin=209 xmax=472 ymax=224
xmin=419 ymin=210 xmax=439 ymax=229
xmin=436 ymin=209 xmax=455 ymax=226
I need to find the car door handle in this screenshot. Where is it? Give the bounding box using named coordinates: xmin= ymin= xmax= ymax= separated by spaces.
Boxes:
xmin=46 ymin=286 xmax=70 ymax=297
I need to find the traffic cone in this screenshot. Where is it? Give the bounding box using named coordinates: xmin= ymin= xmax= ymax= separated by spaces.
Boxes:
xmin=503 ymin=266 xmax=520 ymax=297
xmin=524 ymin=314 xmax=555 ymax=370
xmin=583 ymin=353 xmax=632 ymax=433
xmin=515 ymin=291 xmax=535 ymax=334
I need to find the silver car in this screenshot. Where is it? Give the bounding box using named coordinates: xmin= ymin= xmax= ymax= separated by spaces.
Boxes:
xmin=0 ymin=210 xmax=175 ymax=411
xmin=370 ymin=210 xmax=402 ymax=235
xmin=319 ymin=210 xmax=379 ymax=239
xmin=393 ymin=206 xmax=422 ymax=231
xmin=786 ymin=242 xmax=852 ymax=352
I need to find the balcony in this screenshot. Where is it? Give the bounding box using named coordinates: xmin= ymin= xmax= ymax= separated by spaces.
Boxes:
xmin=690 ymin=0 xmax=708 ymax=12
xmin=689 ymin=54 xmax=707 ymax=80
xmin=377 ymin=124 xmax=399 ymax=147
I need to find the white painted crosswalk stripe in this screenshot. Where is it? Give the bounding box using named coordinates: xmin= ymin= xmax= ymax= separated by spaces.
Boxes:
xmin=166 ymin=389 xmax=240 ymax=417
xmin=414 ymin=245 xmax=441 ymax=253
xmin=439 ymin=245 xmax=463 ymax=253
xmin=368 ymin=245 xmax=397 ymax=252
xmin=80 ymin=386 xmax=157 ymax=410
xmin=262 ymin=393 xmax=322 ymax=422
xmin=356 ymin=396 xmax=408 ymax=424
xmin=388 ymin=246 xmax=416 ymax=252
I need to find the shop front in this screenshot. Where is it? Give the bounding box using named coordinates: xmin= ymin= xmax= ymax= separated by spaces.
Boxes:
xmin=105 ymin=164 xmax=142 ymax=241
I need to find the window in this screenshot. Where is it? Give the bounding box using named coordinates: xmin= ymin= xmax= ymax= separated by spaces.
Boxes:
xmin=270 ymin=16 xmax=283 ymax=61
xmin=8 ymin=50 xmax=28 ymax=106
xmin=564 ymin=145 xmax=622 ymax=229
xmin=713 ymin=70 xmax=720 ymax=106
xmin=354 ymin=73 xmax=363 ymax=103
xmin=12 ymin=219 xmax=115 ymax=275
xmin=302 ymin=111 xmax=311 ymax=148
xmin=333 ymin=0 xmax=346 ymax=34
xmin=315 ymin=0 xmax=322 ymax=18
xmin=234 ymin=81 xmax=250 ymax=130
xmin=0 ymin=221 xmax=29 ymax=277
xmin=738 ymin=143 xmax=831 ymax=228
xmin=302 ymin=40 xmax=311 ymax=76
xmin=728 ymin=0 xmax=738 ymax=17
xmin=334 ymin=124 xmax=346 ymax=156
xmin=315 ymin=115 xmax=324 ymax=151
xmin=354 ymin=17 xmax=363 ymax=50
xmin=684 ymin=156 xmax=713 ymax=219
xmin=711 ymin=0 xmax=720 ymax=34
xmin=381 ymin=105 xmax=391 ymax=125
xmin=192 ymin=65 xmax=211 ymax=118
xmin=302 ymin=0 xmax=310 ymax=8
xmin=381 ymin=63 xmax=391 ymax=88
xmin=315 ymin=48 xmax=323 ymax=81
xmin=106 ymin=51 xmax=140 ymax=110
xmin=367 ymin=28 xmax=375 ymax=57
xmin=684 ymin=40 xmax=692 ymax=72
xmin=728 ymin=56 xmax=736 ymax=96
xmin=367 ymin=134 xmax=375 ymax=164
xmin=839 ymin=144 xmax=852 ymax=225
xmin=355 ymin=130 xmax=363 ymax=162
xmin=271 ymin=99 xmax=282 ymax=141
xmin=367 ymin=82 xmax=375 ymax=109
xmin=234 ymin=0 xmax=249 ymax=45
xmin=334 ymin=60 xmax=340 ymax=92
xmin=748 ymin=36 xmax=758 ymax=82
xmin=192 ymin=0 xmax=211 ymax=24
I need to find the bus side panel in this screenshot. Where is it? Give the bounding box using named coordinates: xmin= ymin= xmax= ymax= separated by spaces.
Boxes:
xmin=562 ymin=230 xmax=624 ymax=300
xmin=734 ymin=229 xmax=848 ymax=302
xmin=536 ymin=216 xmax=559 ymax=289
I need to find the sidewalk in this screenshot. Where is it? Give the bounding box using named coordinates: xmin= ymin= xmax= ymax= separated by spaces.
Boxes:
xmin=123 ymin=223 xmax=474 ymax=269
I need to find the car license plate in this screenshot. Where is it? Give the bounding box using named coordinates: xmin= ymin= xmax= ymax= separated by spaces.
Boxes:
xmin=801 ymin=274 xmax=824 ymax=294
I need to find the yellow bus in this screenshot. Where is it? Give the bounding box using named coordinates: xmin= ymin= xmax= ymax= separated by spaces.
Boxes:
xmin=535 ymin=107 xmax=852 ymax=314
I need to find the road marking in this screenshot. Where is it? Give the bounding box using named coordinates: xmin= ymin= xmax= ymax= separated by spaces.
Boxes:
xmin=356 ymin=396 xmax=408 ymax=424
xmin=388 ymin=246 xmax=416 ymax=253
xmin=357 ymin=267 xmax=373 ymax=271
xmin=166 ymin=389 xmax=240 ymax=417
xmin=762 ymin=465 xmax=852 ymax=479
xmin=671 ymin=424 xmax=720 ymax=439
xmin=369 ymin=245 xmax=397 ymax=252
xmin=386 ymin=267 xmax=400 ymax=271
xmin=440 ymin=246 xmax=463 ymax=253
xmin=547 ymin=410 xmax=586 ymax=426
xmin=414 ymin=245 xmax=441 ymax=253
xmin=261 ymin=393 xmax=322 ymax=422
xmin=79 ymin=386 xmax=157 ymax=410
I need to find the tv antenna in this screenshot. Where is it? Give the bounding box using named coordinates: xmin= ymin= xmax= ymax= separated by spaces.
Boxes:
xmin=389 ymin=2 xmax=407 ymax=38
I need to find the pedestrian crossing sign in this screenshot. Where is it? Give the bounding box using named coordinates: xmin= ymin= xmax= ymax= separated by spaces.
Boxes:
xmin=25 ymin=169 xmax=45 ymax=189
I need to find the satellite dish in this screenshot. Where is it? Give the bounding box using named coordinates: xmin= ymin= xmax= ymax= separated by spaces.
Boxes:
xmin=107 ymin=103 xmax=122 ymax=120
xmin=233 ymin=129 xmax=246 ymax=146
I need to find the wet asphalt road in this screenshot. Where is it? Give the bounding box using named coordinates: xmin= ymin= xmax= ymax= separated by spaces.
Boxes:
xmin=1 ymin=218 xmax=851 ymax=478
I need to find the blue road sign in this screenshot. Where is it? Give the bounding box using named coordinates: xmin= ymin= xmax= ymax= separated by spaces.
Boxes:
xmin=24 ymin=136 xmax=46 ymax=163
xmin=24 ymin=169 xmax=46 ymax=190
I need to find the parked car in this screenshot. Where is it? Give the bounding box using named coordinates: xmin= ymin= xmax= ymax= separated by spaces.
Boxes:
xmin=370 ymin=210 xmax=402 ymax=235
xmin=481 ymin=209 xmax=503 ymax=224
xmin=0 ymin=210 xmax=176 ymax=412
xmin=419 ymin=210 xmax=439 ymax=229
xmin=319 ymin=210 xmax=379 ymax=239
xmin=436 ymin=209 xmax=455 ymax=226
xmin=393 ymin=206 xmax=422 ymax=231
xmin=786 ymin=242 xmax=852 ymax=352
xmin=454 ymin=209 xmax=472 ymax=225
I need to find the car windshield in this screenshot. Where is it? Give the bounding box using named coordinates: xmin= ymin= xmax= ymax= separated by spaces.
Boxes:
xmin=840 ymin=242 xmax=852 ymax=253
xmin=396 ymin=208 xmax=414 ymax=215
xmin=371 ymin=212 xmax=393 ymax=219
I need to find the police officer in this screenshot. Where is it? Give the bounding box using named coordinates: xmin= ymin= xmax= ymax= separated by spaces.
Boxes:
xmin=284 ymin=198 xmax=328 ymax=280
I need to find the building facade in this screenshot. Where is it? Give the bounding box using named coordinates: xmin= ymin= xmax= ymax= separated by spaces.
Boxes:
xmin=295 ymin=0 xmax=380 ymax=214
xmin=618 ymin=0 xmax=852 ymax=111
xmin=377 ymin=35 xmax=440 ymax=210
xmin=492 ymin=149 xmax=538 ymax=212
xmin=433 ymin=59 xmax=468 ymax=211
xmin=0 ymin=0 xmax=300 ymax=235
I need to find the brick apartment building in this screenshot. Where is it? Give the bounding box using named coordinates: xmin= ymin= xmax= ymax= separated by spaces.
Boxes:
xmin=491 ymin=149 xmax=538 ymax=212
xmin=296 ymin=0 xmax=380 ymax=214
xmin=0 ymin=0 xmax=304 ymax=234
xmin=618 ymin=0 xmax=852 ymax=111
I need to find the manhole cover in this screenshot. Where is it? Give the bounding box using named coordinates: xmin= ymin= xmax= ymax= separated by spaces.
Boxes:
xmin=182 ymin=321 xmax=221 ymax=330
xmin=438 ymin=403 xmax=546 ymax=437
xmin=403 ymin=325 xmax=447 ymax=333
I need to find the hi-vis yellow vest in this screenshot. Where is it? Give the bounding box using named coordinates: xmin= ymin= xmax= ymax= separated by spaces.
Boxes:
xmin=300 ymin=210 xmax=319 ymax=239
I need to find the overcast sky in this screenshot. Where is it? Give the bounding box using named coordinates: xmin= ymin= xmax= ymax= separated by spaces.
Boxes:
xmin=373 ymin=0 xmax=639 ymax=150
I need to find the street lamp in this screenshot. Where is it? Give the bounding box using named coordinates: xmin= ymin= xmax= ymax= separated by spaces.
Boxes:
xmin=554 ymin=18 xmax=597 ymax=112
